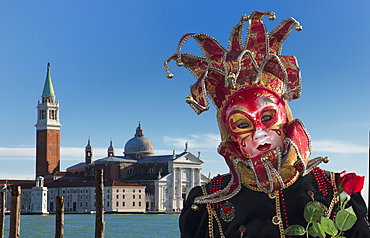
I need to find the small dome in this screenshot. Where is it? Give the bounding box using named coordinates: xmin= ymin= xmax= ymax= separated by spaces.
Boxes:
xmin=124 ymin=123 xmax=154 ymax=156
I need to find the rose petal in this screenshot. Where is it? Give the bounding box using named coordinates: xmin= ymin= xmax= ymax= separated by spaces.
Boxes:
xmin=338 ymin=172 xmax=365 ymax=195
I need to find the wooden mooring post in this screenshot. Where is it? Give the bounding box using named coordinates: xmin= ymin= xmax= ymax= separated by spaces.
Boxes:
xmin=0 ymin=190 xmax=5 ymax=238
xmin=55 ymin=196 xmax=65 ymax=238
xmin=9 ymin=186 xmax=21 ymax=238
xmin=95 ymin=168 xmax=105 ymax=238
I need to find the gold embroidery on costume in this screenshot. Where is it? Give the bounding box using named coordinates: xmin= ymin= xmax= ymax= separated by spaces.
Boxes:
xmin=237 ymin=145 xmax=299 ymax=189
xmin=201 ymin=185 xmax=226 ymax=238
xmin=326 ymin=171 xmax=339 ymax=217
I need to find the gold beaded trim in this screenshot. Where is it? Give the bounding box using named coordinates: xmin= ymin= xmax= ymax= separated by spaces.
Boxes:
xmin=268 ymin=190 xmax=278 ymax=199
xmin=245 ymin=170 xmax=299 ymax=192
xmin=326 ymin=171 xmax=339 ymax=217
xmin=207 ymin=204 xmax=215 ymax=238
xmin=202 ymin=185 xmax=226 ymax=238
xmin=273 ymin=192 xmax=286 ymax=237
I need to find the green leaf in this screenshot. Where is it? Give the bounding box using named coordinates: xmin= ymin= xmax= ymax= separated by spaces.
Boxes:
xmin=304 ymin=202 xmax=324 ymax=223
xmin=345 ymin=206 xmax=356 ymax=216
xmin=308 ymin=222 xmax=325 ymax=238
xmin=339 ymin=191 xmax=350 ymax=209
xmin=282 ymin=225 xmax=306 ymax=236
xmin=335 ymin=208 xmax=357 ymax=231
xmin=320 ymin=217 xmax=339 ymax=236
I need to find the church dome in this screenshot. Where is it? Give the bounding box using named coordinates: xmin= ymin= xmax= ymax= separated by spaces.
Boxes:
xmin=124 ymin=123 xmax=154 ymax=159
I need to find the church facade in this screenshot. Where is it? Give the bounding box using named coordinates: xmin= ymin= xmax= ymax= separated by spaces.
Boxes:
xmin=66 ymin=124 xmax=208 ymax=212
xmin=2 ymin=63 xmax=209 ymax=213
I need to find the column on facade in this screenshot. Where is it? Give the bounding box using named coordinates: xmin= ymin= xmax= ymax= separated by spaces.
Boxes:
xmin=172 ymin=167 xmax=176 ymax=201
xmin=177 ymin=168 xmax=182 ymax=211
xmin=190 ymin=168 xmax=195 ymax=189
xmin=160 ymin=184 xmax=164 ymax=211
xmin=154 ymin=182 xmax=161 ymax=211
xmin=178 ymin=168 xmax=182 ymax=195
xmin=196 ymin=168 xmax=201 ymax=186
xmin=170 ymin=167 xmax=177 ymax=211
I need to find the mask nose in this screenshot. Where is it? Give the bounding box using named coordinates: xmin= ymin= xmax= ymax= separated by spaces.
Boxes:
xmin=253 ymin=129 xmax=268 ymax=142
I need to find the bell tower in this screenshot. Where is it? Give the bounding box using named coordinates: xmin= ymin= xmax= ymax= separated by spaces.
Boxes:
xmin=85 ymin=139 xmax=93 ymax=165
xmin=35 ymin=63 xmax=62 ymax=179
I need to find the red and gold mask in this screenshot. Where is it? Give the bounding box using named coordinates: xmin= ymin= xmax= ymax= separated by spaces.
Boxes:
xmin=166 ymin=11 xmax=317 ymax=200
xmin=223 ymin=87 xmax=287 ymax=160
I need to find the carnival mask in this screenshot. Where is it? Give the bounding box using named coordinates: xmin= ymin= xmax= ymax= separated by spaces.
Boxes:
xmin=223 ymin=87 xmax=288 ymax=160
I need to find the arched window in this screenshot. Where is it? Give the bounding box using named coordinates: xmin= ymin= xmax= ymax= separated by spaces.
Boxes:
xmin=127 ymin=168 xmax=136 ymax=175
xmin=148 ymin=168 xmax=155 ymax=174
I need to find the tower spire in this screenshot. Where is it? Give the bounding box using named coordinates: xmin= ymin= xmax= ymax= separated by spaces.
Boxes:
xmin=35 ymin=63 xmax=62 ymax=180
xmin=108 ymin=139 xmax=115 ymax=157
xmin=42 ymin=62 xmax=56 ymax=98
xmin=85 ymin=139 xmax=93 ymax=164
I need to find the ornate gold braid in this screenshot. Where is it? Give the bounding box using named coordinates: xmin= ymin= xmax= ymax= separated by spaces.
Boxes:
xmin=201 ymin=185 xmax=226 ymax=238
xmin=325 ymin=170 xmax=339 ymax=218
xmin=238 ymin=144 xmax=300 ymax=188
xmin=244 ymin=170 xmax=299 ymax=192
xmin=274 ymin=191 xmax=286 ymax=238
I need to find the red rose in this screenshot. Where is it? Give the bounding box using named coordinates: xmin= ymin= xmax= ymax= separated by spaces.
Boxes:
xmin=338 ymin=171 xmax=365 ymax=195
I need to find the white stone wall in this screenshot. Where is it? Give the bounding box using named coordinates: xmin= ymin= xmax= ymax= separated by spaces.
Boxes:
xmin=30 ymin=187 xmax=48 ymax=213
xmin=44 ymin=185 xmax=145 ymax=213
xmin=21 ymin=190 xmax=32 ymax=212
xmin=20 ymin=186 xmax=48 ymax=214
xmin=108 ymin=187 xmax=145 ymax=213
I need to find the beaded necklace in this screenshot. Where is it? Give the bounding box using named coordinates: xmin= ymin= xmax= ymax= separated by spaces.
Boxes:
xmin=311 ymin=167 xmax=339 ymax=218
xmin=201 ymin=169 xmax=338 ymax=237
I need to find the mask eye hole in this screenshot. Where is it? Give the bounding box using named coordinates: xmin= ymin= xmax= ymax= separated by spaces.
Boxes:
xmin=261 ymin=110 xmax=276 ymax=124
xmin=235 ymin=119 xmax=251 ymax=129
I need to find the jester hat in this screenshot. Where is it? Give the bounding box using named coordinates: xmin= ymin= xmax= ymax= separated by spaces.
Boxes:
xmin=164 ymin=10 xmax=302 ymax=115
xmin=164 ymin=11 xmax=322 ymax=199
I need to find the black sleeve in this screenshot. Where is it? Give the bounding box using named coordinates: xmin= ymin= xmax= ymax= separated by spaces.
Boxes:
xmin=179 ymin=186 xmax=209 ymax=238
xmin=343 ymin=191 xmax=370 ymax=237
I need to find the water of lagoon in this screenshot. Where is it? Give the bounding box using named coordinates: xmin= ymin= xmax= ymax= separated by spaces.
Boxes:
xmin=3 ymin=214 xmax=180 ymax=238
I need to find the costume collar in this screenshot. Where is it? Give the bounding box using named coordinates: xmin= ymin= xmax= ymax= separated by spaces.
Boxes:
xmin=194 ymin=119 xmax=325 ymax=204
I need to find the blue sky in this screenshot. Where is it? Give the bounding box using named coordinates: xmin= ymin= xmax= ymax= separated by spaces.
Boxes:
xmin=0 ymin=1 xmax=369 ymax=201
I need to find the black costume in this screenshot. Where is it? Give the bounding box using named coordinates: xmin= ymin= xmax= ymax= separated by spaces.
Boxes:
xmin=180 ymin=170 xmax=370 ymax=238
xmin=164 ymin=10 xmax=370 ymax=238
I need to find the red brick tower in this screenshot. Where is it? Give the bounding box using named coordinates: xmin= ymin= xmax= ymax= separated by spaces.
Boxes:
xmin=35 ymin=63 xmax=62 ymax=179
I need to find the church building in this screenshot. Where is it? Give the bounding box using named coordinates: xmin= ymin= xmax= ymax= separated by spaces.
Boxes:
xmin=2 ymin=63 xmax=209 ymax=214
xmin=67 ymin=124 xmax=208 ymax=212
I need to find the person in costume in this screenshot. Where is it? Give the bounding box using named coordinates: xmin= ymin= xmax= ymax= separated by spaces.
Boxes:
xmin=164 ymin=11 xmax=370 ymax=238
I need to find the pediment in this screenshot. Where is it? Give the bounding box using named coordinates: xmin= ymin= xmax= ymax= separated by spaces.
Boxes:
xmin=173 ymin=152 xmax=203 ymax=164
